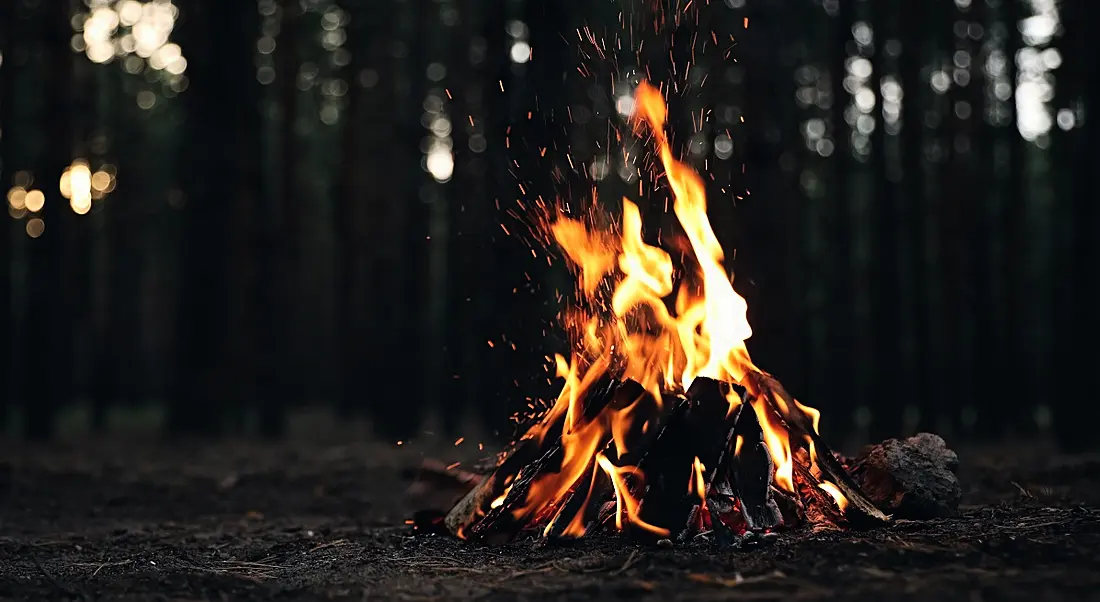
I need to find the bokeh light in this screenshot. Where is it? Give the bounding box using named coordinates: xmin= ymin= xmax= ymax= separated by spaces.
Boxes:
xmin=74 ymin=0 xmax=186 ymax=105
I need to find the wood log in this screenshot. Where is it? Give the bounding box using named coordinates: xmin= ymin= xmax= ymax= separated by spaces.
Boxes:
xmin=770 ymin=485 xmax=805 ymax=528
xmin=730 ymin=397 xmax=783 ymax=531
xmin=792 ymin=449 xmax=845 ymax=531
xmin=454 ymin=376 xmax=623 ymax=542
xmin=543 ymin=379 xmax=649 ymax=538
xmin=744 ymin=370 xmax=889 ymax=525
xmin=636 ymin=377 xmax=742 ymax=541
xmin=543 ymin=458 xmax=611 ymax=538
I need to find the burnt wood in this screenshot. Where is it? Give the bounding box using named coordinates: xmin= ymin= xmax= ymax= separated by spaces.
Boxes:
xmin=454 ymin=376 xmax=623 ymax=541
xmin=745 ymin=371 xmax=890 ymax=524
xmin=730 ymin=397 xmax=783 ymax=531
xmin=792 ymin=449 xmax=846 ymax=531
xmin=636 ymin=377 xmax=741 ymax=541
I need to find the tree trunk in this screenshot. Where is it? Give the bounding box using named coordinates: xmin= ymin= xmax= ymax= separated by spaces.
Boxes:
xmin=1056 ymin=0 xmax=1100 ymax=450
xmin=252 ymin=0 xmax=291 ymax=438
xmin=868 ymin=0 xmax=902 ymax=440
xmin=898 ymin=0 xmax=927 ymax=434
xmin=24 ymin=0 xmax=75 ymax=440
xmin=0 ymin=0 xmax=16 ymax=431
xmin=826 ymin=0 xmax=855 ymax=434
xmin=168 ymin=2 xmax=245 ymax=436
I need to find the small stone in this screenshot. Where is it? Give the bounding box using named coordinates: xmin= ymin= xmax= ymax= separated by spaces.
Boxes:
xmin=656 ymin=538 xmax=673 ymax=548
xmin=852 ymin=432 xmax=961 ymax=519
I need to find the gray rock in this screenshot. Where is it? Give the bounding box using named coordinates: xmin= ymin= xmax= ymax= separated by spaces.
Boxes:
xmin=851 ymin=432 xmax=961 ymax=519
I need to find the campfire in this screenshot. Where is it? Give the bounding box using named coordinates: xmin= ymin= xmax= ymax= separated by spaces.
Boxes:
xmin=423 ymin=80 xmax=959 ymax=546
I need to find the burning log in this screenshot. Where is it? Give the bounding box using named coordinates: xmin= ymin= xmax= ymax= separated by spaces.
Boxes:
xmin=634 ymin=377 xmax=740 ymax=541
xmin=770 ymin=485 xmax=805 ymax=528
xmin=745 ymin=371 xmax=890 ymax=525
xmin=729 ymin=392 xmax=783 ymax=531
xmin=792 ymin=449 xmax=846 ymax=531
xmin=543 ymin=379 xmax=650 ymax=538
xmin=543 ymin=458 xmax=610 ymax=539
xmin=448 ymin=376 xmax=623 ymax=542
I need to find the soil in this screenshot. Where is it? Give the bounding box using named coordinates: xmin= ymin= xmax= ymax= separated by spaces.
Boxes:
xmin=2 ymin=427 xmax=1099 ymax=601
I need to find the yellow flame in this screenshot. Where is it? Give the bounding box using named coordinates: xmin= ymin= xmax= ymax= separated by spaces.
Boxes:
xmin=819 ymin=481 xmax=849 ymax=512
xmin=498 ymin=80 xmax=829 ymax=536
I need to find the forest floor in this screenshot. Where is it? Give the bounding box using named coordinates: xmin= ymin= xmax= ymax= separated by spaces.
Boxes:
xmin=1 ymin=422 xmax=1099 ymax=601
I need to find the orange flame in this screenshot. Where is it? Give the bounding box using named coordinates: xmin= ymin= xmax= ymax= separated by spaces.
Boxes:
xmin=689 ymin=456 xmax=707 ymax=502
xmin=818 ymin=481 xmax=849 ymax=512
xmin=506 ymin=80 xmax=844 ymax=536
xmin=597 ymin=453 xmax=670 ymax=537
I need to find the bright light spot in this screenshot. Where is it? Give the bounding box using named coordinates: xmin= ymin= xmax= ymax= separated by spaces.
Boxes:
xmin=6 ymin=186 xmax=27 ymax=211
xmin=714 ymin=134 xmax=734 ymax=160
xmin=615 ymin=95 xmax=636 ymax=117
xmin=425 ymin=147 xmax=454 ymax=183
xmin=75 ymin=1 xmax=185 ymax=78
xmin=430 ymin=116 xmax=452 ymax=137
xmin=24 ymin=190 xmax=45 ymax=213
xmin=1014 ymin=0 xmax=1063 ymax=142
xmin=854 ymin=88 xmax=875 ymax=112
xmin=509 ymin=41 xmax=531 ymax=64
xmin=91 ymin=170 xmax=111 ymax=192
xmin=848 ymin=57 xmax=872 ymax=79
xmin=118 ymin=0 xmax=143 ymax=27
xmin=1021 ymin=0 xmax=1059 ymax=46
xmin=58 ymin=159 xmax=107 ymax=214
xmin=930 ymin=70 xmax=951 ymax=94
xmin=1056 ymin=108 xmax=1075 ymax=130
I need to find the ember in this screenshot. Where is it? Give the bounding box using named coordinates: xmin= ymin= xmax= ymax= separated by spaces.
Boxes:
xmin=441 ymin=81 xmax=894 ymax=545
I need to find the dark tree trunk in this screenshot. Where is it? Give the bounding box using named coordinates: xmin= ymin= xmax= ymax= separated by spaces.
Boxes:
xmin=868 ymin=0 xmax=902 ymax=440
xmin=1000 ymin=0 xmax=1027 ymax=429
xmin=967 ymin=0 xmax=1002 ymax=439
xmin=898 ymin=0 xmax=927 ymax=434
xmin=365 ymin=0 xmax=425 ymax=440
xmin=826 ymin=0 xmax=855 ymax=433
xmin=252 ymin=0 xmax=292 ymax=439
xmin=24 ymin=0 xmax=75 ymax=440
xmin=334 ymin=0 xmax=367 ymax=421
xmin=168 ymin=2 xmax=251 ymax=436
xmin=1056 ymin=0 xmax=1100 ymax=450
xmin=0 ymin=0 xmax=16 ymax=431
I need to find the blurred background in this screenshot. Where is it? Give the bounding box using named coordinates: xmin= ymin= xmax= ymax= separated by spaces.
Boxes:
xmin=0 ymin=0 xmax=1095 ymax=450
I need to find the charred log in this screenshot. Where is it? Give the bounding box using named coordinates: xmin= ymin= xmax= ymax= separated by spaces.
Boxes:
xmin=450 ymin=377 xmax=622 ymax=542
xmin=850 ymin=432 xmax=961 ymax=519
xmin=730 ymin=395 xmax=783 ymax=531
xmin=544 ymin=379 xmax=649 ymax=538
xmin=745 ymin=371 xmax=889 ymax=525
xmin=792 ymin=449 xmax=845 ymax=531
xmin=770 ymin=485 xmax=805 ymax=527
xmin=636 ymin=377 xmax=741 ymax=541
xmin=543 ymin=458 xmax=611 ymax=538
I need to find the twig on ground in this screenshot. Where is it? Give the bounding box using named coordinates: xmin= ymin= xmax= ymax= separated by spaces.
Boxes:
xmin=70 ymin=559 xmax=133 ymax=577
xmin=1011 ymin=481 xmax=1035 ymax=498
xmin=307 ymin=538 xmax=350 ymax=553
xmin=610 ymin=549 xmax=643 ymax=576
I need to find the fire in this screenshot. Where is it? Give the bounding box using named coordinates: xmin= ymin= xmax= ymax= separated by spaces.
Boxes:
xmin=499 ymin=80 xmax=844 ymax=537
xmin=819 ymin=481 xmax=849 ymax=512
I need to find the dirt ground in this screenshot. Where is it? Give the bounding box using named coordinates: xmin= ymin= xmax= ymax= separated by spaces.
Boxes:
xmin=1 ymin=426 xmax=1099 ymax=602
